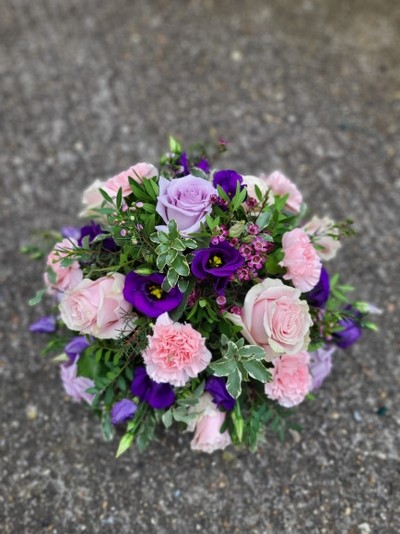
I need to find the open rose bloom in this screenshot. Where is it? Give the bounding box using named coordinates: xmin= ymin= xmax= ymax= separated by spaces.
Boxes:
xmin=30 ymin=138 xmax=375 ymax=455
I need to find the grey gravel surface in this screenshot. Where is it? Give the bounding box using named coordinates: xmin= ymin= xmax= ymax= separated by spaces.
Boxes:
xmin=1 ymin=1 xmax=400 ymax=533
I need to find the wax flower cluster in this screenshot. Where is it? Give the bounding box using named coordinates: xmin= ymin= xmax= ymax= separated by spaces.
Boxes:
xmin=29 ymin=138 xmax=376 ymax=454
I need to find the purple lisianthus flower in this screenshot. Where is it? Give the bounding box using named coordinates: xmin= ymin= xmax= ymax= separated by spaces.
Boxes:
xmin=29 ymin=316 xmax=57 ymax=333
xmin=123 ymin=272 xmax=183 ymax=318
xmin=304 ymin=266 xmax=330 ymax=308
xmin=205 ymin=376 xmax=235 ymax=411
xmin=78 ymin=222 xmax=117 ymax=252
xmin=64 ymin=336 xmax=90 ymax=362
xmin=156 ymin=175 xmax=217 ymax=235
xmin=213 ymin=169 xmax=244 ymax=199
xmin=111 ymin=399 xmax=137 ymax=425
xmin=60 ymin=358 xmax=95 ymax=405
xmin=309 ymin=345 xmax=336 ymax=390
xmin=332 ymin=307 xmax=363 ymax=349
xmin=131 ymin=367 xmax=175 ymax=409
xmin=191 ymin=241 xmax=245 ymax=295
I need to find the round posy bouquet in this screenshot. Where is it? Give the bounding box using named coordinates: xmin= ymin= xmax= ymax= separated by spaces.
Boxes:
xmin=28 ymin=138 xmax=377 ymax=455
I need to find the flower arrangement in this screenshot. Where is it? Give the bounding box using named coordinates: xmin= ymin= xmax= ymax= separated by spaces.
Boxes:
xmin=28 ymin=138 xmax=377 ymax=455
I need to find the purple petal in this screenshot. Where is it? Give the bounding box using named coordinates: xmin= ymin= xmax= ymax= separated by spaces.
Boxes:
xmin=64 ymin=336 xmax=90 ymax=362
xmin=205 ymin=376 xmax=235 ymax=411
xmin=29 ymin=316 xmax=57 ymax=333
xmin=111 ymin=399 xmax=137 ymax=425
xmin=61 ymin=226 xmax=81 ymax=240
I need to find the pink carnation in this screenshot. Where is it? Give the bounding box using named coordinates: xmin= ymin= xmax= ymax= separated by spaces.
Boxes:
xmin=104 ymin=162 xmax=158 ymax=197
xmin=60 ymin=358 xmax=95 ymax=405
xmin=264 ymin=351 xmax=312 ymax=407
xmin=143 ymin=313 xmax=212 ymax=387
xmin=264 ymin=171 xmax=303 ymax=213
xmin=44 ymin=238 xmax=83 ymax=295
xmin=280 ymin=228 xmax=322 ymax=292
xmin=59 ymin=273 xmax=135 ymax=339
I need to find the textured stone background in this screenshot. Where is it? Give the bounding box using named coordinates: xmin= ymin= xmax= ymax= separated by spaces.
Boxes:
xmin=1 ymin=0 xmax=399 ymax=532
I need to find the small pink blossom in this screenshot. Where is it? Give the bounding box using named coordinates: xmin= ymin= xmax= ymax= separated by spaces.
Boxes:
xmin=190 ymin=393 xmax=231 ymax=453
xmin=59 ymin=273 xmax=135 ymax=339
xmin=280 ymin=228 xmax=322 ymax=292
xmin=143 ymin=313 xmax=212 ymax=387
xmin=60 ymin=358 xmax=95 ymax=405
xmin=264 ymin=351 xmax=312 ymax=407
xmin=80 ymin=179 xmax=108 ymax=218
xmin=104 ymin=162 xmax=158 ymax=197
xmin=264 ymin=171 xmax=303 ymax=214
xmin=44 ymin=238 xmax=83 ymax=295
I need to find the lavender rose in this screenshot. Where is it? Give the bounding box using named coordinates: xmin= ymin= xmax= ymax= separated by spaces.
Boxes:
xmin=156 ymin=175 xmax=216 ymax=235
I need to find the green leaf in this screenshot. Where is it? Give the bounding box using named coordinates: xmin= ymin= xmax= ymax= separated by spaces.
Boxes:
xmin=171 ymin=239 xmax=186 ymax=252
xmin=141 ymin=203 xmax=156 ymax=213
xmin=165 ymin=249 xmax=178 ymax=264
xmin=99 ymin=188 xmax=114 ymax=204
xmin=209 ymin=358 xmax=237 ymax=377
xmin=237 ymin=345 xmax=266 ymax=361
xmin=255 ymin=210 xmax=272 ymax=231
xmin=241 ymin=360 xmax=271 ymax=383
xmin=116 ymin=433 xmax=133 ymax=457
xmin=230 ymin=186 xmax=247 ymax=211
xmin=101 ymin=411 xmax=115 ymax=442
xmin=162 ymin=409 xmax=173 ymax=429
xmin=167 ymin=268 xmax=179 ymax=288
xmin=254 ymin=184 xmax=264 ymax=202
xmin=171 ymin=256 xmax=190 ymax=276
xmin=183 ymin=238 xmax=198 ymax=249
xmin=178 ymin=278 xmax=190 ymax=292
xmin=28 ymin=288 xmax=46 ymax=306
xmin=156 ymin=253 xmax=168 ymax=271
xmin=226 ymin=369 xmax=242 ymax=399
xmin=116 ymin=187 xmax=123 ymax=209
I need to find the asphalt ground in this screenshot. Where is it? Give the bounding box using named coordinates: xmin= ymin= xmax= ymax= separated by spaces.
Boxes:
xmin=1 ymin=1 xmax=399 ymax=532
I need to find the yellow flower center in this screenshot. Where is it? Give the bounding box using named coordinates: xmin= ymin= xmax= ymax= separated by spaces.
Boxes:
xmin=208 ymin=255 xmax=224 ymax=268
xmin=148 ymin=284 xmax=164 ymax=300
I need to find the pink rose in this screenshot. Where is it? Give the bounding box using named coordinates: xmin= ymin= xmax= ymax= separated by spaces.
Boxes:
xmin=264 ymin=171 xmax=303 ymax=213
xmin=280 ymin=228 xmax=322 ymax=292
xmin=226 ymin=278 xmax=312 ymax=360
xmin=44 ymin=238 xmax=83 ymax=295
xmin=143 ymin=312 xmax=212 ymax=387
xmin=302 ymin=216 xmax=342 ymax=261
xmin=156 ymin=175 xmax=217 ymax=235
xmin=104 ymin=162 xmax=158 ymax=197
xmin=60 ymin=358 xmax=95 ymax=405
xmin=190 ymin=393 xmax=231 ymax=453
xmin=59 ymin=273 xmax=135 ymax=339
xmin=264 ymin=351 xmax=312 ymax=407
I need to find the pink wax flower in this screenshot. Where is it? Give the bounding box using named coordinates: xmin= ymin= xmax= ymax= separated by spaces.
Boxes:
xmin=264 ymin=351 xmax=312 ymax=407
xmin=226 ymin=278 xmax=312 ymax=360
xmin=104 ymin=162 xmax=158 ymax=197
xmin=189 ymin=393 xmax=231 ymax=453
xmin=59 ymin=273 xmax=135 ymax=339
xmin=302 ymin=215 xmax=342 ymax=261
xmin=143 ymin=312 xmax=212 ymax=387
xmin=44 ymin=238 xmax=83 ymax=295
xmin=60 ymin=358 xmax=95 ymax=405
xmin=280 ymin=228 xmax=322 ymax=292
xmin=264 ymin=171 xmax=303 ymax=214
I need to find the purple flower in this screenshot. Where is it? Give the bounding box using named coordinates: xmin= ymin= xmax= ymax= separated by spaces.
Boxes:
xmin=205 ymin=376 xmax=235 ymax=411
xmin=61 ymin=226 xmax=81 ymax=240
xmin=131 ymin=367 xmax=175 ymax=409
xmin=60 ymin=358 xmax=95 ymax=405
xmin=333 ymin=308 xmax=363 ymax=349
xmin=213 ymin=169 xmax=244 ymax=199
xmin=64 ymin=336 xmax=90 ymax=362
xmin=111 ymin=399 xmax=137 ymax=425
xmin=78 ymin=222 xmax=117 ymax=252
xmin=191 ymin=241 xmax=245 ymax=295
xmin=29 ymin=316 xmax=57 ymax=333
xmin=304 ymin=266 xmax=330 ymax=308
xmin=309 ymin=345 xmax=336 ymax=390
xmin=123 ymin=272 xmax=183 ymax=318
xmin=156 ymin=175 xmax=217 ymax=235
